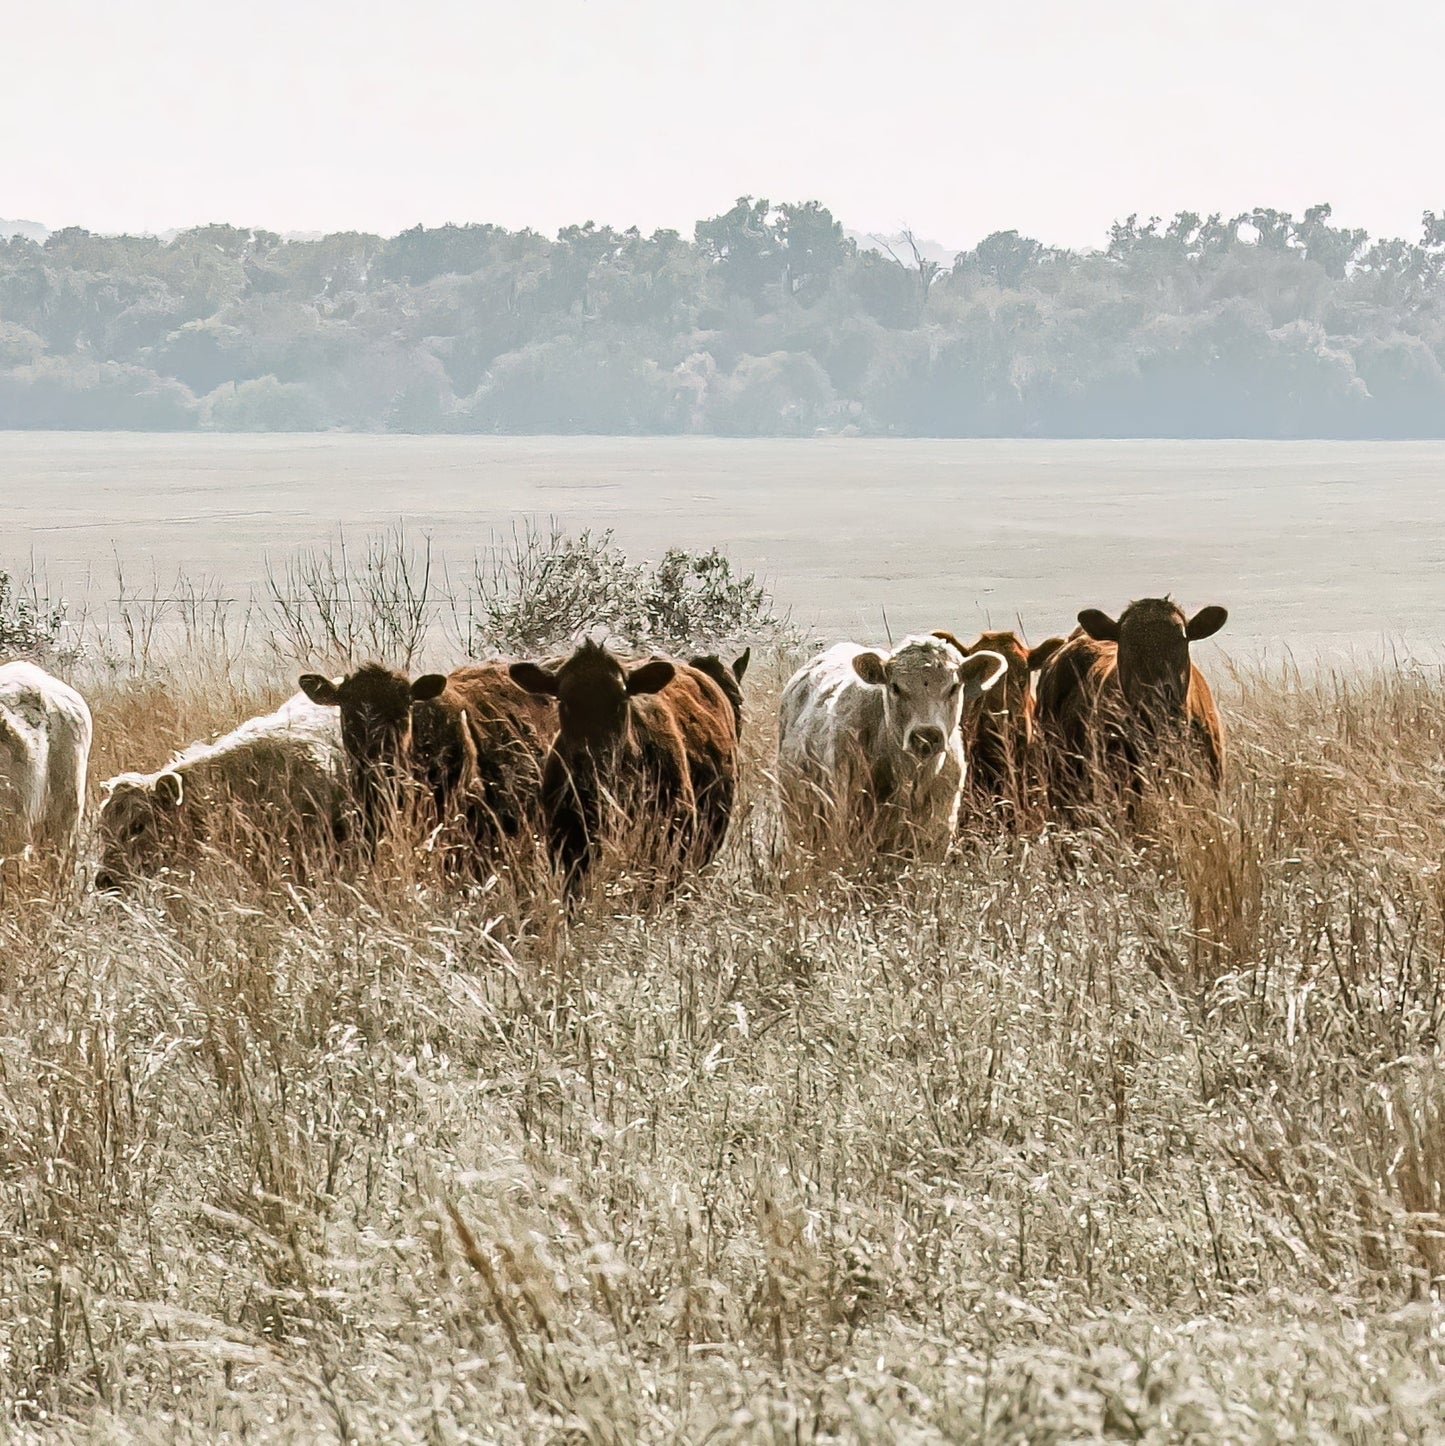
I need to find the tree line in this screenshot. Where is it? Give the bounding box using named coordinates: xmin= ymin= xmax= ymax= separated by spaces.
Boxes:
xmin=1 ymin=199 xmax=1443 ymax=436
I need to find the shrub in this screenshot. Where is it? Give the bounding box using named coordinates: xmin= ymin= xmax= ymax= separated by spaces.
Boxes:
xmin=460 ymin=525 xmax=645 ymax=655
xmin=203 ymin=375 xmax=327 ymax=432
xmin=458 ymin=525 xmax=790 ymax=655
xmin=640 ymin=546 xmax=785 ymax=652
xmin=0 ymin=569 xmax=70 ymax=658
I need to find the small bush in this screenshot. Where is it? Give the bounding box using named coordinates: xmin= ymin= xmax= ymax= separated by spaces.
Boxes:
xmin=459 ymin=524 xmax=790 ymax=656
xmin=463 ymin=524 xmax=645 ymax=655
xmin=265 ymin=529 xmax=434 ymax=668
xmin=640 ymin=546 xmax=784 ymax=652
xmin=0 ymin=570 xmax=71 ymax=658
xmin=203 ymin=375 xmax=328 ymax=432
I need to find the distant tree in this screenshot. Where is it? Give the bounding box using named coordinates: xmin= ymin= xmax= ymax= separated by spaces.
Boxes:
xmin=1 ymin=198 xmax=1443 ymax=437
xmin=176 ymin=224 xmax=253 ymax=260
xmin=0 ymin=357 xmax=197 ymax=429
xmin=704 ymin=351 xmax=836 ymax=435
xmin=374 ymin=223 xmax=514 ymax=285
xmin=463 ymin=334 xmax=685 ymax=434
xmin=203 ymin=375 xmax=326 ymax=431
xmin=775 ymin=201 xmax=851 ymax=302
xmin=957 ymin=230 xmax=1045 ymax=290
xmin=695 ymin=197 xmax=781 ymax=308
xmin=1294 ymin=204 xmax=1367 ymax=279
xmin=872 ymin=230 xmax=945 ymax=323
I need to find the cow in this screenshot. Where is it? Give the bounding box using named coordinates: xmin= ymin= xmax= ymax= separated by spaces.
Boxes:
xmin=1033 ymin=597 xmax=1228 ymax=820
xmin=95 ymin=691 xmax=347 ymax=890
xmin=777 ymin=633 xmax=1009 ymax=855
xmin=0 ymin=661 xmax=93 ymax=866
xmin=931 ymin=629 xmax=1066 ymax=829
xmin=507 ymin=640 xmax=742 ymax=895
xmin=297 ymin=661 xmax=558 ymax=868
xmin=686 ymin=648 xmax=751 ymax=737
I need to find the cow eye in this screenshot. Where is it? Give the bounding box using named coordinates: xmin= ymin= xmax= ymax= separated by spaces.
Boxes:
xmin=890 ymin=681 xmax=902 ymax=697
xmin=948 ymin=682 xmax=961 ymax=698
xmin=129 ymin=821 xmax=146 ymax=838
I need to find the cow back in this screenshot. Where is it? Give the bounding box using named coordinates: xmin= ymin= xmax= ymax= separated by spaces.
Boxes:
xmin=439 ymin=663 xmax=559 ymax=839
xmin=170 ymin=696 xmax=346 ymax=822
xmin=0 ymin=661 xmax=93 ymax=859
xmin=653 ymin=662 xmax=741 ymax=867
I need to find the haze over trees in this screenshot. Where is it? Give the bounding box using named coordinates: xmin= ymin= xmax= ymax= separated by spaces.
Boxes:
xmin=1 ymin=200 xmax=1443 ymax=436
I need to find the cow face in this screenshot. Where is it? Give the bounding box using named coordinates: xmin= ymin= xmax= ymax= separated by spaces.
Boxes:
xmin=95 ymin=771 xmax=186 ymax=889
xmin=853 ymin=635 xmax=1008 ymax=762
xmin=510 ymin=641 xmax=674 ymax=753
xmin=300 ymin=664 xmax=419 ymax=771
xmin=1078 ymin=599 xmax=1227 ymax=717
xmin=934 ymin=629 xmax=1031 ymax=729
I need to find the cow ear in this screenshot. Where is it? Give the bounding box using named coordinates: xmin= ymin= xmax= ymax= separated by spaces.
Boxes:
xmin=852 ymin=651 xmax=889 ymax=687
xmin=1186 ymin=606 xmax=1228 ymax=641
xmin=155 ymin=772 xmax=184 ymax=810
xmin=627 ymin=659 xmax=676 ymax=696
xmin=299 ymin=673 xmax=341 ymax=707
xmin=1028 ymin=636 xmax=1067 ymax=670
xmin=509 ymin=662 xmax=559 ymax=696
xmin=959 ymin=649 xmax=1009 ymax=698
xmin=410 ymin=673 xmax=448 ymax=702
xmin=1077 ymin=609 xmax=1120 ymax=642
xmin=731 ymin=647 xmax=751 ymax=683
xmin=930 ymin=629 xmax=970 ymax=656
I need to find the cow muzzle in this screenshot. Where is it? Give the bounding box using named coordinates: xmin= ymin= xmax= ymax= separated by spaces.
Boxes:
xmin=907 ymin=726 xmax=946 ymax=760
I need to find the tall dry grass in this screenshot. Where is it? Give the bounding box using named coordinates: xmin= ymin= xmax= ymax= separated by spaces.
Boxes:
xmin=5 ymin=651 xmax=1445 ymax=1440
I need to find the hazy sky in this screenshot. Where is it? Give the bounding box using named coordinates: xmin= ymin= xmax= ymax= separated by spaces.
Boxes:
xmin=4 ymin=0 xmax=1442 ymax=249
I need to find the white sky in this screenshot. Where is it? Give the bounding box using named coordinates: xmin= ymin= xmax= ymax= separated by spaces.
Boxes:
xmin=3 ymin=0 xmax=1441 ymax=250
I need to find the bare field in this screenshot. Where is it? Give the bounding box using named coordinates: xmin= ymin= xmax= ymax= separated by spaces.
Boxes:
xmin=5 ymin=652 xmax=1445 ymax=1440
xmin=7 ymin=433 xmax=1445 ymax=660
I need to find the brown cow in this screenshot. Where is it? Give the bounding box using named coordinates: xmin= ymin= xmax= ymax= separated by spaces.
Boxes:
xmin=508 ymin=640 xmax=742 ymax=895
xmin=685 ymin=648 xmax=751 ymax=736
xmin=298 ymin=661 xmax=557 ymax=865
xmin=932 ymin=629 xmax=1066 ymax=829
xmin=1033 ymin=597 xmax=1227 ymax=819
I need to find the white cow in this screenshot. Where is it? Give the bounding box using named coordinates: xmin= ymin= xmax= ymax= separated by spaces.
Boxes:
xmin=778 ymin=633 xmax=1008 ymax=852
xmin=0 ymin=661 xmax=93 ymax=863
xmin=96 ymin=691 xmax=348 ymax=889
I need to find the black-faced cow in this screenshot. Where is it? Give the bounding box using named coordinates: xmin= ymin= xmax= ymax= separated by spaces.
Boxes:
xmin=298 ymin=661 xmax=558 ymax=867
xmin=508 ymin=640 xmax=742 ymax=895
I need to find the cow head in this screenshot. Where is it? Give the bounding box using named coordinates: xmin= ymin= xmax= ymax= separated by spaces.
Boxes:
xmin=299 ymin=664 xmax=436 ymax=767
xmin=95 ymin=770 xmax=188 ymax=890
xmin=1077 ymin=598 xmax=1227 ymax=717
xmin=933 ymin=629 xmax=1067 ymax=733
xmin=852 ymin=634 xmax=1008 ymax=762
xmin=509 ymin=640 xmax=674 ymax=753
xmin=300 ymin=663 xmax=449 ymax=838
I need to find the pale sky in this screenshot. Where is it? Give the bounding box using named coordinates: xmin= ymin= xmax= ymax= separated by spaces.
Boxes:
xmin=3 ymin=0 xmax=1441 ymax=250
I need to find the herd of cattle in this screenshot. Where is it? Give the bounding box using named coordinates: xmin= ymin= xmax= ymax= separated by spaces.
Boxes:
xmin=0 ymin=596 xmax=1229 ymax=897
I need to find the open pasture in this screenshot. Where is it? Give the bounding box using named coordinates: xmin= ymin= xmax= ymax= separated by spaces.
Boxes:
xmin=5 ymin=636 xmax=1445 ymax=1438
xmin=7 ymin=433 xmax=1445 ymax=658
xmin=5 ymin=435 xmax=1445 ymax=1437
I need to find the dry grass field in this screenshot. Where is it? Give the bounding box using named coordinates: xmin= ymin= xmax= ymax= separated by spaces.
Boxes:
xmin=5 ymin=640 xmax=1445 ymax=1443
